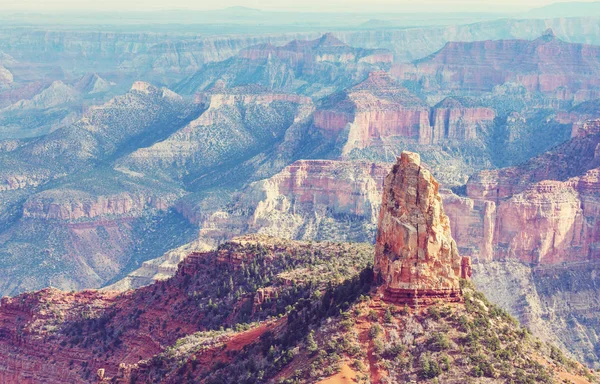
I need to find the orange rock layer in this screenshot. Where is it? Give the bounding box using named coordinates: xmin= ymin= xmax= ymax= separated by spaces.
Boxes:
xmin=374 ymin=151 xmax=470 ymax=306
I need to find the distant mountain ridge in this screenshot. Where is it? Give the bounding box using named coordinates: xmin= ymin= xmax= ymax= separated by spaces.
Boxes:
xmin=527 ymin=1 xmax=600 ymax=18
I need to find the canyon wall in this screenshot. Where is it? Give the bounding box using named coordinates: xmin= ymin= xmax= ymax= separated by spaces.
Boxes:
xmin=448 ymin=120 xmax=600 ymax=265
xmin=393 ymin=30 xmax=600 ymax=101
xmin=313 ymin=72 xmax=495 ymax=153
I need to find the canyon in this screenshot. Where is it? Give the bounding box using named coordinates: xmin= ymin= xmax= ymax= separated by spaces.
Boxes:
xmin=116 ymin=124 xmax=600 ymax=366
xmin=1 ymin=9 xmax=600 ymax=380
xmin=0 ymin=151 xmax=594 ymax=383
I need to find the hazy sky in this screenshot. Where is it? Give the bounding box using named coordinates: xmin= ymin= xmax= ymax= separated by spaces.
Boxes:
xmin=0 ymin=0 xmax=596 ymax=12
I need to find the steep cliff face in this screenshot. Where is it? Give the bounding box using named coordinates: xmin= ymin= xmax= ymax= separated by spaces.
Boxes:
xmin=312 ymin=71 xmax=495 ymax=186
xmin=556 ymin=100 xmax=600 ymax=138
xmin=252 ymin=159 xmax=387 ymax=231
xmin=315 ymin=71 xmax=494 ymax=153
xmin=314 ymin=71 xmax=429 ymax=151
xmin=435 ymin=121 xmax=600 ymax=366
xmin=374 ymin=152 xmax=469 ymax=305
xmin=115 ymin=160 xmax=389 ymax=290
xmin=22 ymin=188 xmax=179 ymax=221
xmin=430 ymin=97 xmax=495 ymax=143
xmin=0 ymin=169 xmax=197 ymax=297
xmin=317 ymin=71 xmax=497 ymax=148
xmin=445 ymin=121 xmax=600 ymax=264
xmin=395 ymin=30 xmax=600 ymax=101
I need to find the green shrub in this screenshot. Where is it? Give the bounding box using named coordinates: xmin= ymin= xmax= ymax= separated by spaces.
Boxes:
xmin=428 ymin=333 xmax=451 ymax=351
xmin=367 ymin=310 xmax=379 ymax=322
xmin=428 ymin=307 xmax=442 ymax=320
xmin=369 ymin=324 xmax=382 ymax=339
xmin=384 ymin=307 xmax=393 ymax=323
xmin=420 ymin=354 xmax=442 ymax=379
xmin=306 ymin=330 xmax=318 ymax=355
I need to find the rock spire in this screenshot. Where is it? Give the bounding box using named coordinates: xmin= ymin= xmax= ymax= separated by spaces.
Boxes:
xmin=374 ymin=151 xmax=471 ymax=305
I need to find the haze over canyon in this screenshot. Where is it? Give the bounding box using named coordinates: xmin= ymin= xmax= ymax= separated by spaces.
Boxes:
xmin=2 ymin=2 xmax=600 ymax=383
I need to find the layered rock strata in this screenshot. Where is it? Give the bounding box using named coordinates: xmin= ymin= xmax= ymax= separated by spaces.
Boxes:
xmin=394 ymin=30 xmax=600 ymax=101
xmin=374 ymin=151 xmax=470 ymax=305
xmin=446 ymin=120 xmax=600 ymax=265
xmin=313 ymin=72 xmax=495 ymax=155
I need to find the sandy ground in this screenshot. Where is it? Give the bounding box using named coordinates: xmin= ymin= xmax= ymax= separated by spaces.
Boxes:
xmin=317 ymin=363 xmax=358 ymax=384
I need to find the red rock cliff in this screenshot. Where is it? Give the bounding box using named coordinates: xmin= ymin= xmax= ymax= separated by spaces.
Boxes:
xmin=313 ymin=72 xmax=493 ymax=151
xmin=446 ymin=120 xmax=600 ymax=265
xmin=374 ymin=151 xmax=470 ymax=305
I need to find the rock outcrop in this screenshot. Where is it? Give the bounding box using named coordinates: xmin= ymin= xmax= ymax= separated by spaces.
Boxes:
xmin=447 ymin=120 xmax=600 ymax=265
xmin=374 ymin=152 xmax=470 ymax=305
xmin=314 ymin=72 xmax=494 ymax=158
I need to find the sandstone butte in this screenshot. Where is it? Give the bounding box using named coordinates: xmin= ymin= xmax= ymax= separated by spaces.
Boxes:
xmin=374 ymin=151 xmax=472 ymax=306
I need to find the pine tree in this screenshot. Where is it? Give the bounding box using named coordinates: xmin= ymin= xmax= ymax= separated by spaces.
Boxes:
xmin=306 ymin=330 xmax=318 ymax=354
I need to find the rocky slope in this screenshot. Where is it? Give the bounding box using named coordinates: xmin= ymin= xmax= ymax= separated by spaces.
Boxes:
xmin=437 ymin=119 xmax=600 ymax=366
xmin=0 ymin=81 xmax=202 ymax=193
xmin=0 ymin=169 xmax=198 ymax=296
xmin=451 ymin=119 xmax=600 ymax=264
xmin=0 ymin=235 xmax=374 ymax=383
xmin=116 ymin=84 xmax=314 ymax=186
xmin=0 ymin=81 xmax=84 ymax=139
xmin=0 ymin=84 xmax=205 ymax=296
xmin=126 ymin=280 xmax=594 ymax=384
xmin=175 ymin=33 xmax=393 ymax=98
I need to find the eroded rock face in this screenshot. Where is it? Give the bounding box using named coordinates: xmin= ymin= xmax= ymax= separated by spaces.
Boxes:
xmin=313 ymin=72 xmax=495 ymax=176
xmin=394 ymin=30 xmax=600 ymax=101
xmin=449 ymin=121 xmax=600 ymax=265
xmin=176 ymin=34 xmax=393 ymax=98
xmin=374 ymin=151 xmax=469 ymax=305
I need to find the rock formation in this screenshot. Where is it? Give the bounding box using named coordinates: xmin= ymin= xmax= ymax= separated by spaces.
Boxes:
xmin=445 ymin=120 xmax=600 ymax=265
xmin=394 ymin=30 xmax=600 ymax=101
xmin=175 ymin=33 xmax=392 ymax=97
xmin=374 ymin=151 xmax=470 ymax=305
xmin=429 ymin=97 xmax=495 ymax=143
xmin=313 ymin=72 xmax=494 ymax=162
